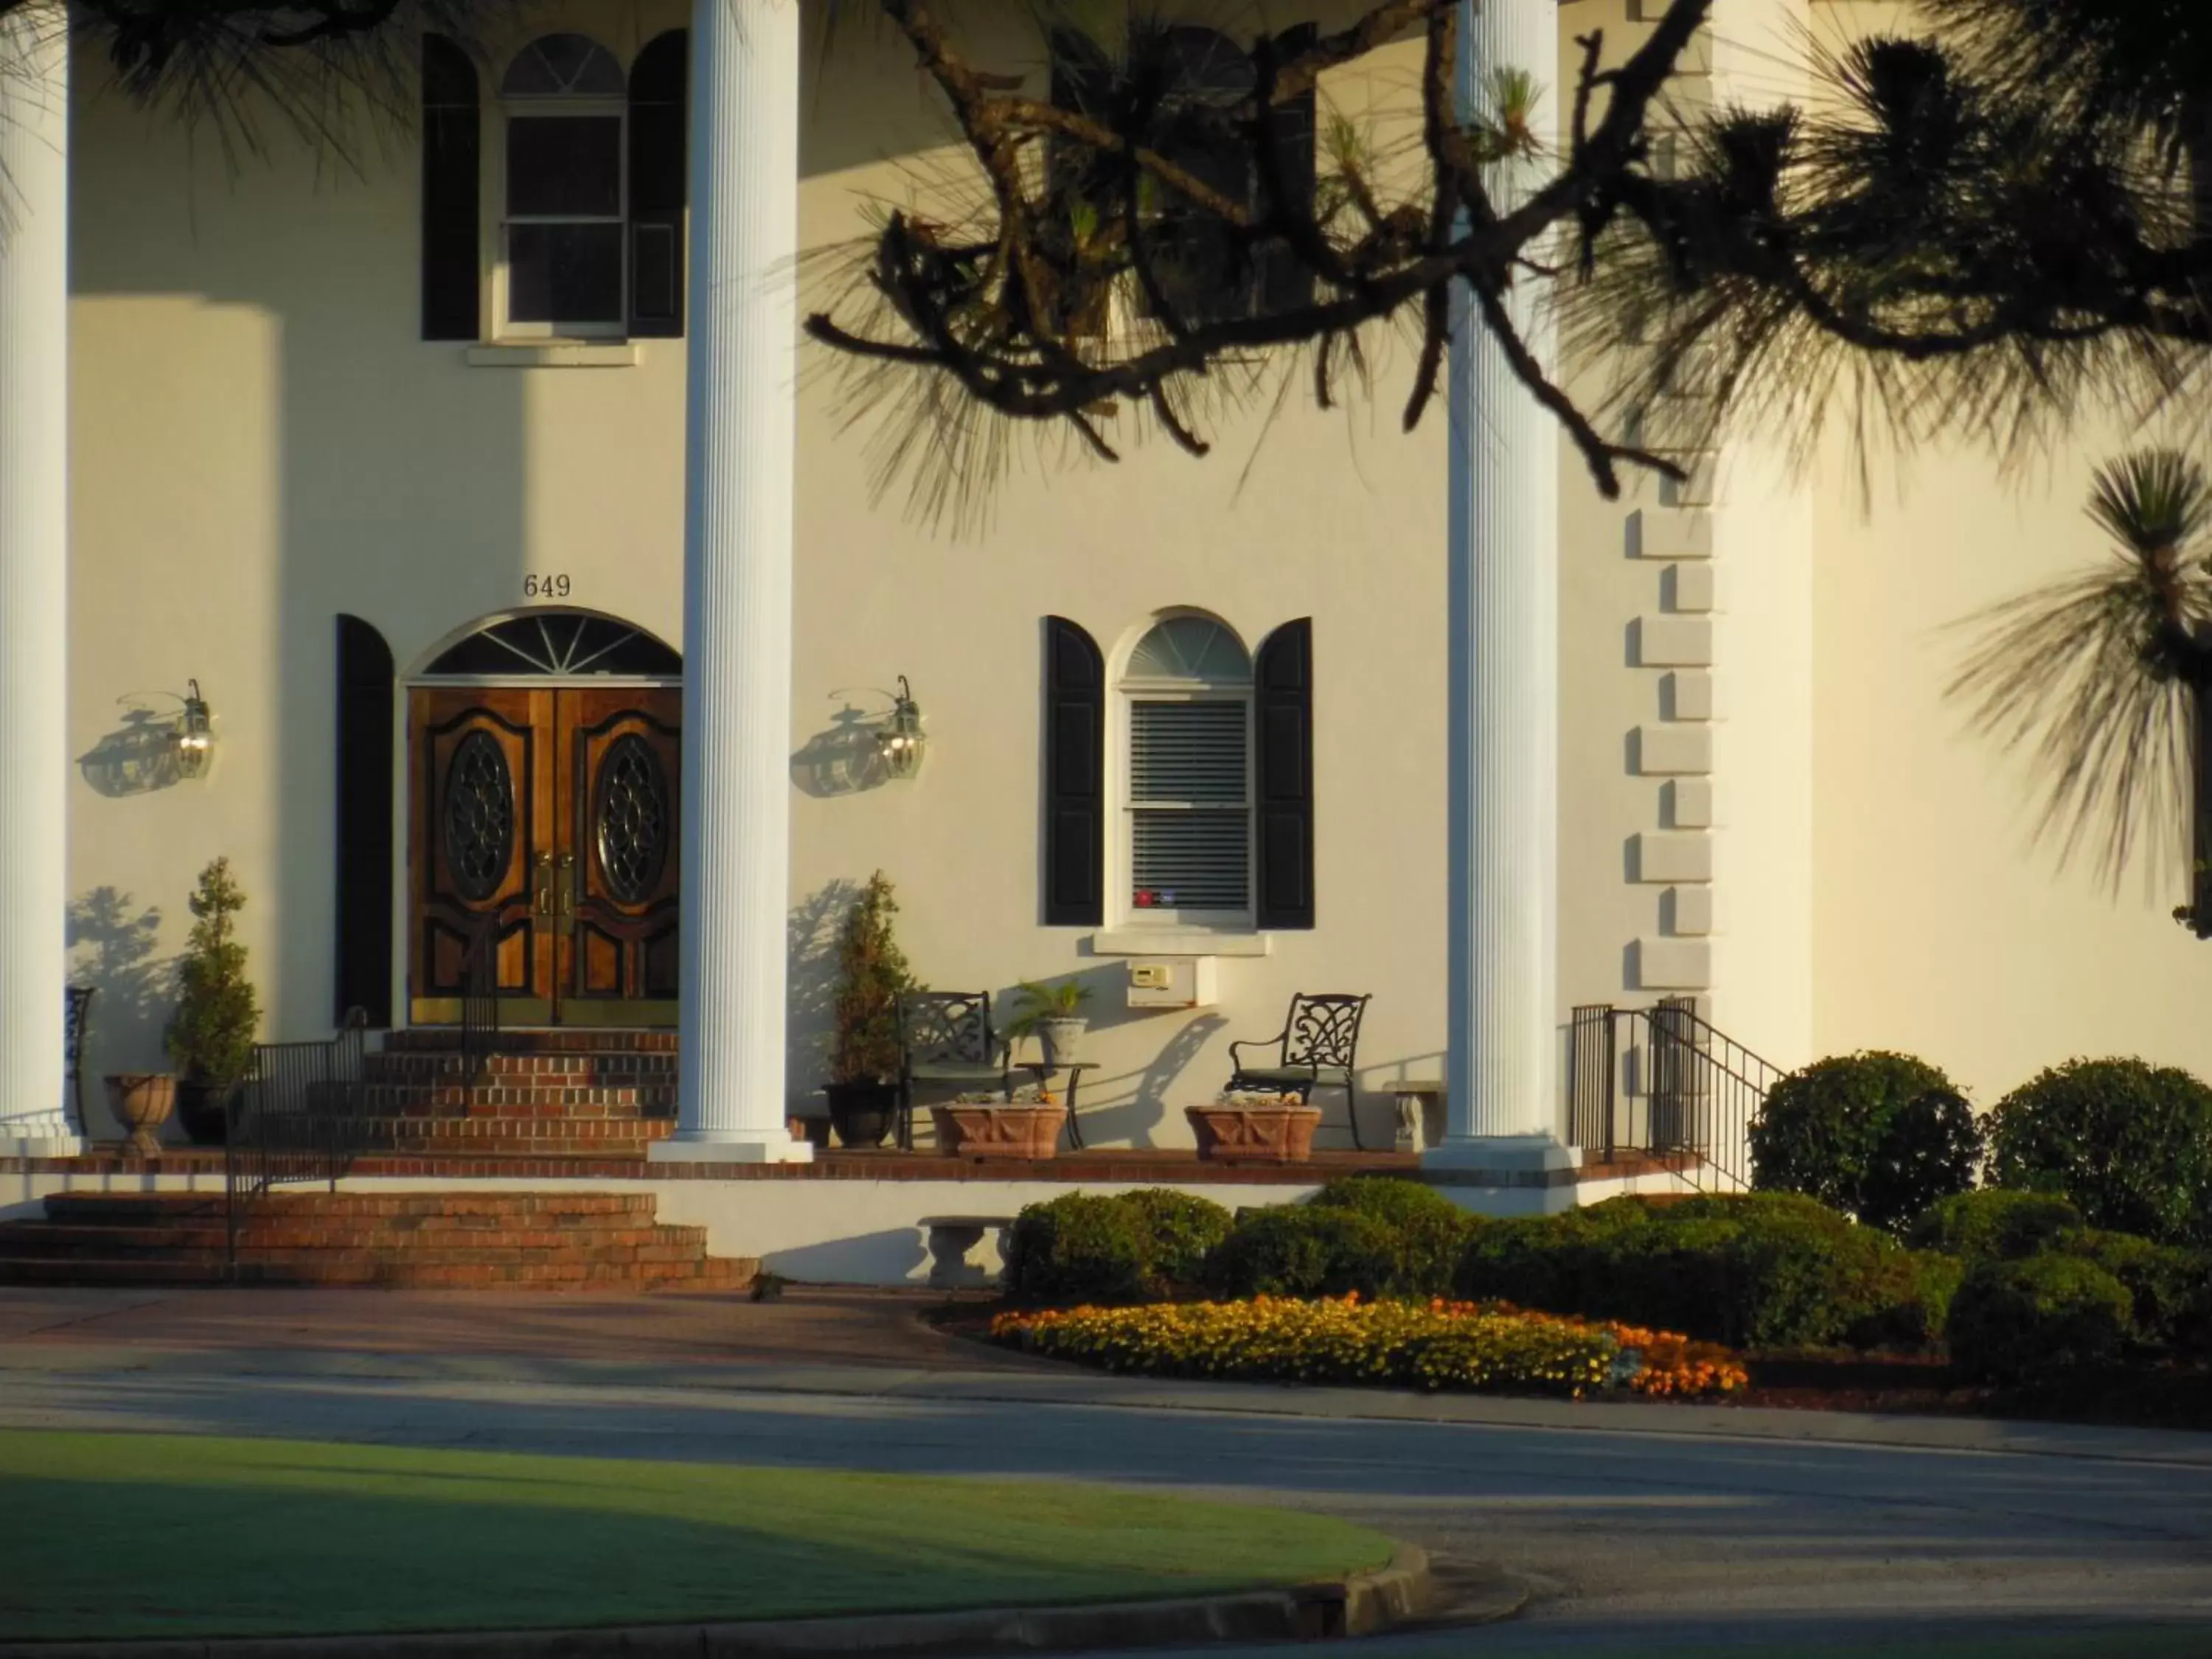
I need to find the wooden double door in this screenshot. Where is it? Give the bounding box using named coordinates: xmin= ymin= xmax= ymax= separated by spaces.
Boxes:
xmin=408 ymin=686 xmax=681 ymax=1026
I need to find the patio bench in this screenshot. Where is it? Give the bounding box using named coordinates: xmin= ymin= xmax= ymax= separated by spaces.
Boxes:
xmin=918 ymin=1213 xmax=1015 ymax=1290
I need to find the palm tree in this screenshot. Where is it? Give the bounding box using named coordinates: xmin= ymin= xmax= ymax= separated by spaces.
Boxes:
xmin=1950 ymin=450 xmax=2212 ymax=932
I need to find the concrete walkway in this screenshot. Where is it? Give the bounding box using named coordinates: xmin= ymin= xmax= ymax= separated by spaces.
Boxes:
xmin=2 ymin=1286 xmax=2209 ymax=1655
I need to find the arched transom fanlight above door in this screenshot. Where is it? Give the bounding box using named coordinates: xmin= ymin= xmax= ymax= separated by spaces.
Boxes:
xmin=419 ymin=611 xmax=681 ymax=680
xmin=1124 ymin=614 xmax=1251 ymax=684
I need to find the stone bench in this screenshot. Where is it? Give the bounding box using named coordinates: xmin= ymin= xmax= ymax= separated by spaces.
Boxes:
xmin=918 ymin=1214 xmax=1015 ymax=1290
xmin=1388 ymin=1080 xmax=1447 ymax=1152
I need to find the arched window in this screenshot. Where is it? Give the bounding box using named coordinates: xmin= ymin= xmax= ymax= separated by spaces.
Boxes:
xmin=420 ymin=32 xmax=689 ymax=342
xmin=1047 ymin=18 xmax=1317 ymax=329
xmin=1121 ymin=615 xmax=1254 ymax=920
xmin=417 ymin=611 xmax=681 ymax=679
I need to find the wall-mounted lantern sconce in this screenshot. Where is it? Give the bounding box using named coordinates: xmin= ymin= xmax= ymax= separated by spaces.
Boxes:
xmin=876 ymin=675 xmax=926 ymax=780
xmin=173 ymin=679 xmax=214 ymax=779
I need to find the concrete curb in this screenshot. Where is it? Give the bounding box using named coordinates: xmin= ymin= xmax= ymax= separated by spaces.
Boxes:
xmin=0 ymin=1547 xmax=1436 ymax=1659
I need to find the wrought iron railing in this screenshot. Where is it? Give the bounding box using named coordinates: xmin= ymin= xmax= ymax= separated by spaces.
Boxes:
xmin=459 ymin=914 xmax=501 ymax=1072
xmin=1564 ymin=1001 xmax=1781 ymax=1191
xmin=223 ymin=1008 xmax=369 ymax=1276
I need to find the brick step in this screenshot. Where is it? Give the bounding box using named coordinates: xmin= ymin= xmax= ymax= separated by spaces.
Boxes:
xmin=389 ymin=1116 xmax=675 ymax=1138
xmin=383 ymin=1030 xmax=679 ymax=1055
xmin=0 ymin=1222 xmax=716 ymax=1256
xmin=44 ymin=1192 xmax=662 ymax=1222
xmin=365 ymin=1053 xmax=677 ymax=1082
xmin=364 ymin=1089 xmax=675 ymax=1116
xmin=0 ymin=1256 xmax=751 ymax=1290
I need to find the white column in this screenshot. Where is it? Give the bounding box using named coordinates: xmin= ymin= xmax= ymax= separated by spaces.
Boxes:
xmin=1431 ymin=0 xmax=1575 ymax=1171
xmin=0 ymin=4 xmax=77 ymax=1156
xmin=655 ymin=0 xmax=810 ymax=1163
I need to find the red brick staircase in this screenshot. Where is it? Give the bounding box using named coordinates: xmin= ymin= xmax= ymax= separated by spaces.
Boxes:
xmin=370 ymin=1029 xmax=680 ymax=1159
xmin=0 ymin=1191 xmax=757 ymax=1290
xmin=0 ymin=1030 xmax=762 ymax=1290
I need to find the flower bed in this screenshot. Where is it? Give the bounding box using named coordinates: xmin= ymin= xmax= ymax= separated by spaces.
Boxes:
xmin=992 ymin=1295 xmax=1747 ymax=1400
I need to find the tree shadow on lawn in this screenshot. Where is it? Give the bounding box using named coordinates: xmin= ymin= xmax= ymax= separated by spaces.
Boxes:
xmin=0 ymin=1433 xmax=1388 ymax=1642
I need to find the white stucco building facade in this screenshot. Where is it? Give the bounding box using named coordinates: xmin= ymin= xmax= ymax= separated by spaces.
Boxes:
xmin=7 ymin=0 xmax=2208 ymax=1178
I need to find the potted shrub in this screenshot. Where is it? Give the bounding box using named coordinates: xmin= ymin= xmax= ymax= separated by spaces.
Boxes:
xmin=823 ymin=872 xmax=914 ymax=1149
xmin=1006 ymin=977 xmax=1092 ymax=1068
xmin=167 ymin=857 xmax=261 ymax=1145
xmin=1187 ymin=1091 xmax=1322 ymax=1164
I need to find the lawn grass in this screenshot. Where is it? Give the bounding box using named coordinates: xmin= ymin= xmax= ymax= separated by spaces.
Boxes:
xmin=0 ymin=1429 xmax=1394 ymax=1641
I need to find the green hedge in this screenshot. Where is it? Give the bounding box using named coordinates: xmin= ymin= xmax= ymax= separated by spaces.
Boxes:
xmin=1748 ymin=1052 xmax=1982 ymax=1233
xmin=1200 ymin=1179 xmax=1477 ymax=1303
xmin=2050 ymin=1228 xmax=2207 ymax=1353
xmin=1988 ymin=1059 xmax=2212 ymax=1247
xmin=1452 ymin=1194 xmax=1956 ymax=1350
xmin=1946 ymin=1254 xmax=2135 ymax=1382
xmin=1002 ymin=1190 xmax=1232 ymax=1304
xmin=1906 ymin=1190 xmax=2082 ymax=1262
xmin=1306 ymin=1178 xmax=1477 ymax=1295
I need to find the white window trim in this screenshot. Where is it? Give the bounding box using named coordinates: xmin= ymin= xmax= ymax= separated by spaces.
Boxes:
xmin=1112 ymin=675 xmax=1256 ymax=933
xmin=485 ymin=95 xmax=630 ymax=343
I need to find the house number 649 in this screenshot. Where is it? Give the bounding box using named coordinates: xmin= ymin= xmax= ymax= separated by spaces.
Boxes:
xmin=525 ymin=574 xmax=572 ymax=599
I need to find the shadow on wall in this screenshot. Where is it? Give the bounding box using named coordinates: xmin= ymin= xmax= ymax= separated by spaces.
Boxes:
xmin=789 ymin=703 xmax=894 ymax=799
xmin=1067 ymin=1011 xmax=1226 ymax=1150
xmin=762 ymin=1227 xmax=930 ymax=1287
xmin=78 ymin=707 xmax=191 ymax=798
xmin=67 ymin=887 xmax=174 ymax=1138
xmin=787 ymin=877 xmax=863 ymax=1103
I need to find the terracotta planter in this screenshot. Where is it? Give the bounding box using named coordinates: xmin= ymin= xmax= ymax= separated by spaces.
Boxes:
xmin=105 ymin=1073 xmax=177 ymax=1155
xmin=931 ymin=1102 xmax=1067 ymax=1161
xmin=1186 ymin=1102 xmax=1321 ymax=1164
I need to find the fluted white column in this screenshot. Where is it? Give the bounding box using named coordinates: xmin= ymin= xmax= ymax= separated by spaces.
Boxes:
xmin=656 ymin=0 xmax=810 ymax=1162
xmin=0 ymin=4 xmax=77 ymax=1156
xmin=1432 ymin=0 xmax=1575 ymax=1170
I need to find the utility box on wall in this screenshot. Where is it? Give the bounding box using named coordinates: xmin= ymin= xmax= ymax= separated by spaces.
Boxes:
xmin=1126 ymin=957 xmax=1219 ymax=1009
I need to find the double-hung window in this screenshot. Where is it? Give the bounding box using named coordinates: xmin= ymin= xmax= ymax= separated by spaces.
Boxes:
xmin=499 ymin=35 xmax=629 ymax=335
xmin=1121 ymin=616 xmax=1254 ymax=925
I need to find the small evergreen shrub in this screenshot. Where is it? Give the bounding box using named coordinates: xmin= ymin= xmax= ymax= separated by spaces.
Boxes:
xmin=1749 ymin=1052 xmax=1982 ymax=1232
xmin=1115 ymin=1189 xmax=1234 ymax=1290
xmin=1002 ymin=1194 xmax=1150 ymax=1303
xmin=166 ymin=858 xmax=260 ymax=1089
xmin=1988 ymin=1059 xmax=2212 ymax=1247
xmin=1907 ymin=1190 xmax=2083 ymax=1262
xmin=1453 ymin=1194 xmax=1952 ymax=1350
xmin=1946 ymin=1254 xmax=2135 ymax=1382
xmin=1001 ymin=1189 xmax=1234 ymax=1303
xmin=2051 ymin=1228 xmax=2207 ymax=1351
xmin=1201 ymin=1206 xmax=1406 ymax=1301
xmin=1308 ymin=1177 xmax=1478 ymax=1295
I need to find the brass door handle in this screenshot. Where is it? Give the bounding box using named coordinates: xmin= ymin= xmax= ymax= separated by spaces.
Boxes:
xmin=557 ymin=854 xmax=576 ymax=916
xmin=532 ymin=852 xmax=554 ymax=916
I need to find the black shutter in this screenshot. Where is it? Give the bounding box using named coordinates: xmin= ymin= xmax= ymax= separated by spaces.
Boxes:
xmin=629 ymin=31 xmax=689 ymax=338
xmin=1043 ymin=616 xmax=1106 ymax=926
xmin=335 ymin=616 xmax=395 ymax=1026
xmin=1254 ymin=617 xmax=1315 ymax=929
xmin=1258 ymin=24 xmax=1318 ymax=315
xmin=420 ymin=36 xmax=481 ymax=341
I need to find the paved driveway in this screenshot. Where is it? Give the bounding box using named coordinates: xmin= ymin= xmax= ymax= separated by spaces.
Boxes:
xmin=2 ymin=1287 xmax=2208 ymax=1654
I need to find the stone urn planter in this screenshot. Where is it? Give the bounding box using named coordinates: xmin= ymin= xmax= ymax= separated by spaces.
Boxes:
xmin=931 ymin=1099 xmax=1067 ymax=1161
xmin=1034 ymin=1015 xmax=1089 ymax=1070
xmin=1186 ymin=1094 xmax=1321 ymax=1164
xmin=105 ymin=1073 xmax=177 ymax=1155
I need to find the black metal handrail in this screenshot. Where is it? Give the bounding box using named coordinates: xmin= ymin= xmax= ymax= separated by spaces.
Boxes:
xmin=1564 ymin=1001 xmax=1782 ymax=1191
xmin=223 ymin=1008 xmax=369 ymax=1279
xmin=460 ymin=915 xmax=501 ymax=1072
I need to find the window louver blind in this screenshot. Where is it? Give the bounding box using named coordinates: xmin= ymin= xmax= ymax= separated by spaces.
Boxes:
xmin=1130 ymin=699 xmax=1248 ymax=911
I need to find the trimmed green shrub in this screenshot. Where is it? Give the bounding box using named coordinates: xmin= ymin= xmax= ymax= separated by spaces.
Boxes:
xmin=1907 ymin=1190 xmax=2083 ymax=1262
xmin=1201 ymin=1206 xmax=1405 ymax=1301
xmin=1946 ymin=1254 xmax=2134 ymax=1382
xmin=1453 ymin=1194 xmax=1953 ymax=1350
xmin=2053 ymin=1228 xmax=2207 ymax=1351
xmin=1001 ymin=1190 xmax=1234 ymax=1303
xmin=1749 ymin=1052 xmax=1982 ymax=1233
xmin=1115 ymin=1189 xmax=1234 ymax=1290
xmin=1988 ymin=1059 xmax=2212 ymax=1247
xmin=1308 ymin=1177 xmax=1478 ymax=1295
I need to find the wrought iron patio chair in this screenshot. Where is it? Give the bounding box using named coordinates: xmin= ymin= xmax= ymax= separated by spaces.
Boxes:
xmin=64 ymin=985 xmax=94 ymax=1136
xmin=896 ymin=991 xmax=1014 ymax=1150
xmin=1225 ymin=992 xmax=1374 ymax=1149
